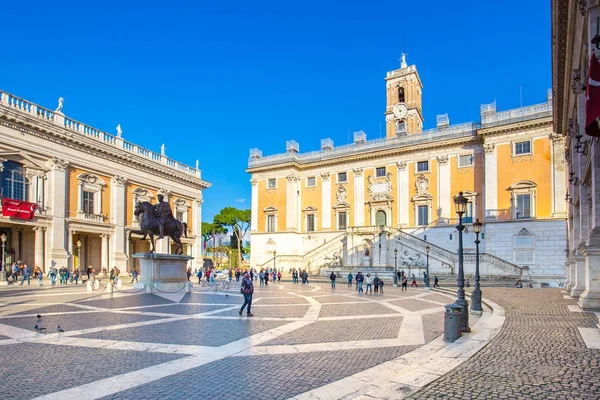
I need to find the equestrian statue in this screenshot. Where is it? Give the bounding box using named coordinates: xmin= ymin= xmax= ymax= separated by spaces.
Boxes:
xmin=129 ymin=194 xmax=188 ymax=254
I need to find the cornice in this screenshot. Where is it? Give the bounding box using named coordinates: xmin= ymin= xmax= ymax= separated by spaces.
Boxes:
xmin=477 ymin=116 xmax=553 ymax=138
xmin=0 ymin=112 xmax=211 ymax=190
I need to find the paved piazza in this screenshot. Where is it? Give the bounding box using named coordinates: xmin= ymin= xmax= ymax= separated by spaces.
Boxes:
xmin=0 ymin=281 xmax=598 ymax=399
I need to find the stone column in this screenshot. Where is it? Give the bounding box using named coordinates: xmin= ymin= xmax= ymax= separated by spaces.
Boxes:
xmin=101 ymin=234 xmax=110 ymax=273
xmin=67 ymin=228 xmax=74 ymax=270
xmin=321 ymin=173 xmax=331 ymax=229
xmin=250 ymin=179 xmax=258 ymax=232
xmin=192 ymin=196 xmax=203 ymax=271
xmin=483 ymin=144 xmax=497 ymax=219
xmin=33 ymin=227 xmax=46 ymax=272
xmin=353 ymin=168 xmax=365 ymax=226
xmin=437 ymin=156 xmax=450 ymax=221
xmin=285 ymin=174 xmax=299 ymax=231
xmin=566 ymin=258 xmax=577 ymax=291
xmin=110 ymin=175 xmax=128 ymax=269
xmin=550 ymin=134 xmax=567 ymax=216
xmin=570 ymin=254 xmax=586 ymax=298
xmin=396 ymin=162 xmax=409 ymax=226
xmin=47 ymin=157 xmax=69 ymax=268
xmin=564 ymin=260 xmax=572 ymax=290
xmin=579 ymin=247 xmax=600 ymax=309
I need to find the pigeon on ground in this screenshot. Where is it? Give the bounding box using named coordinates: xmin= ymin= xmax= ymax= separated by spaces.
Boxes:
xmin=34 ymin=325 xmax=47 ymax=332
xmin=225 ymin=294 xmax=229 ymax=298
xmin=36 ymin=314 xmax=42 ymax=319
xmin=57 ymin=325 xmax=65 ymax=333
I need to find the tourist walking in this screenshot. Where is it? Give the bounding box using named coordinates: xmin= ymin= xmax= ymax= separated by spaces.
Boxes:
xmin=131 ymin=268 xmax=139 ymax=283
xmin=434 ymin=275 xmax=439 ymax=288
xmin=365 ymin=273 xmax=372 ymax=294
xmin=20 ymin=264 xmax=31 ymax=286
xmin=357 ymin=272 xmax=364 ymax=293
xmin=347 ymin=272 xmax=353 ymax=287
xmin=330 ymin=272 xmax=336 ymax=289
xmin=239 ymin=272 xmax=254 ymax=317
xmin=373 ymin=274 xmax=380 ymax=293
xmin=410 ymin=274 xmax=417 ymax=287
xmin=378 ymin=278 xmax=384 ymax=294
xmin=37 ymin=267 xmax=43 ymax=286
xmin=401 ymin=274 xmax=408 ymax=290
xmin=196 ymin=269 xmax=203 ymax=284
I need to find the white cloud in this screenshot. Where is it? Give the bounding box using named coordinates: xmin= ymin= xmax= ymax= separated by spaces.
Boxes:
xmin=235 ymin=198 xmax=246 ymax=203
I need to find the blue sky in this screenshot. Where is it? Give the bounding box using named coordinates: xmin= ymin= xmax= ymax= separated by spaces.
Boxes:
xmin=1 ymin=0 xmax=550 ymax=220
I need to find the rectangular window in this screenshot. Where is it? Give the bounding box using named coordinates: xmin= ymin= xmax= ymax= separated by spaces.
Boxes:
xmin=514 ymin=141 xmax=531 ymax=155
xmin=1 ymin=160 xmax=29 ymax=201
xmin=307 ymin=177 xmax=316 ymax=187
xmin=376 ymin=167 xmax=386 ymax=177
xmin=516 ymin=194 xmax=531 ymax=219
xmin=267 ymin=215 xmax=275 ymax=232
xmin=463 ymin=202 xmax=473 ymax=224
xmin=338 ymin=172 xmax=347 ymax=183
xmin=417 ymin=161 xmax=429 ymax=172
xmin=514 ymin=251 xmax=534 ymax=264
xmin=417 ymin=205 xmax=428 ymax=226
xmin=83 ymin=191 xmax=94 ymax=214
xmin=458 ymin=154 xmax=473 ymax=167
xmin=267 ymin=178 xmax=277 ymax=189
xmin=338 ymin=212 xmax=347 ymax=230
xmin=307 ymin=214 xmax=315 ymax=232
xmin=176 ymin=211 xmax=184 ymax=222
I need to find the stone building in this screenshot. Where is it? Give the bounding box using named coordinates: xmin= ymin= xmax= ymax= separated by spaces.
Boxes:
xmin=0 ymin=91 xmax=209 ymax=275
xmin=247 ymin=56 xmax=567 ymax=284
xmin=552 ymin=0 xmax=600 ymax=309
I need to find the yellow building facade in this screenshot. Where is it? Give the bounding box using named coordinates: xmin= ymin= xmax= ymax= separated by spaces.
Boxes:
xmin=0 ymin=91 xmax=210 ymax=275
xmin=248 ymin=57 xmax=567 ymax=283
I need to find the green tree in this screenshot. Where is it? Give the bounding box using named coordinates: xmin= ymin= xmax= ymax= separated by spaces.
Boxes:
xmin=201 ymin=222 xmax=228 ymax=262
xmin=214 ymin=207 xmax=251 ymax=269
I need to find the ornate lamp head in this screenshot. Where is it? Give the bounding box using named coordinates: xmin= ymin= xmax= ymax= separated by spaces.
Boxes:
xmin=453 ymin=191 xmax=468 ymax=217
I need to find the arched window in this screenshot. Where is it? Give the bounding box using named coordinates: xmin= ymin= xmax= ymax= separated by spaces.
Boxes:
xmin=1 ymin=160 xmax=28 ymax=201
xmin=376 ymin=210 xmax=387 ymax=226
xmin=398 ymin=87 xmax=405 ymax=103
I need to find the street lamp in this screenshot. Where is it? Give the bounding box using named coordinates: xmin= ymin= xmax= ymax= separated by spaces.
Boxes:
xmin=76 ymin=239 xmax=82 ymax=271
xmin=453 ymin=191 xmax=470 ymax=332
xmin=0 ymin=233 xmax=7 ymax=282
xmin=425 ymin=245 xmax=430 ymax=288
xmin=273 ymin=250 xmax=277 ymax=272
xmin=393 ymin=249 xmax=398 ymax=287
xmin=471 ymin=218 xmax=483 ymax=314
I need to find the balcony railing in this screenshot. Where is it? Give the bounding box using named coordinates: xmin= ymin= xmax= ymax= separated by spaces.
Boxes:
xmin=0 ymin=90 xmax=202 ymax=180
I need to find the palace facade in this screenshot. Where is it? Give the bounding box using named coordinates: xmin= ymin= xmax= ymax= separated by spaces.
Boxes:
xmin=552 ymin=0 xmax=600 ymax=309
xmin=0 ymin=91 xmax=209 ymax=275
xmin=247 ymin=56 xmax=567 ymax=284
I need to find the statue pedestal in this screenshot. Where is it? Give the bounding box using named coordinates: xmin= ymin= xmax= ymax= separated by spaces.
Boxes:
xmin=133 ymin=253 xmax=193 ymax=292
xmin=362 ymin=256 xmax=371 ymax=267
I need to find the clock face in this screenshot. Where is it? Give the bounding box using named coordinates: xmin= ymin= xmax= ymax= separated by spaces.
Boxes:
xmin=393 ymin=103 xmax=408 ymax=119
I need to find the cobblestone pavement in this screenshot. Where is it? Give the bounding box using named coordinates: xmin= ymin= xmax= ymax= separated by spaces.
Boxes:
xmin=5 ymin=280 xmax=596 ymax=399
xmin=0 ymin=280 xmax=455 ymax=399
xmin=409 ymin=288 xmax=600 ymax=400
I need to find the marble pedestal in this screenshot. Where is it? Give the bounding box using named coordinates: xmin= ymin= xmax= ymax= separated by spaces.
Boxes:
xmin=133 ymin=253 xmax=193 ymax=292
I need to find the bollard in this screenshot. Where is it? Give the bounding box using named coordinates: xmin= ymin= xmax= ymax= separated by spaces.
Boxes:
xmin=117 ymin=279 xmax=122 ymax=289
xmin=86 ymin=281 xmax=93 ymax=292
xmin=146 ymin=283 xmax=153 ymax=294
xmin=185 ymin=282 xmax=191 ymax=293
xmin=444 ymin=303 xmax=463 ymax=342
xmin=94 ymin=280 xmax=100 ymax=290
xmin=106 ymin=282 xmax=113 ymax=293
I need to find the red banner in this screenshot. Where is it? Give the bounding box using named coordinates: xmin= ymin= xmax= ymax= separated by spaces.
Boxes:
xmin=1 ymin=198 xmax=38 ymax=220
xmin=586 ymin=51 xmax=600 ymax=137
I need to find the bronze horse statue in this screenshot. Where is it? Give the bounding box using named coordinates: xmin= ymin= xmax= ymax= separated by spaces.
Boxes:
xmin=129 ymin=201 xmax=188 ymax=254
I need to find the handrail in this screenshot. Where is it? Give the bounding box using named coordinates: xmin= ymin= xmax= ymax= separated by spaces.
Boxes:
xmin=302 ymin=233 xmax=346 ymax=260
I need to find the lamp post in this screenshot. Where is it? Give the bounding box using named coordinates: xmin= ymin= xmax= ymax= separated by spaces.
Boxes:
xmin=471 ymin=218 xmax=483 ymax=314
xmin=394 ymin=249 xmax=398 ymax=287
xmin=273 ymin=250 xmax=277 ymax=272
xmin=453 ymin=191 xmax=470 ymax=332
xmin=425 ymin=245 xmax=430 ymax=288
xmin=76 ymin=239 xmax=82 ymax=271
xmin=0 ymin=233 xmax=6 ymax=282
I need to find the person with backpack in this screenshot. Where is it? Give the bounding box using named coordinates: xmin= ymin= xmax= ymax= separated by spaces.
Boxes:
xmin=131 ymin=268 xmax=139 ymax=284
xmin=239 ymin=272 xmax=254 ymax=317
xmin=347 ymin=272 xmax=353 ymax=287
xmin=373 ymin=274 xmax=380 ymax=294
xmin=401 ymin=274 xmax=408 ymax=291
xmin=329 ymin=271 xmax=337 ymax=289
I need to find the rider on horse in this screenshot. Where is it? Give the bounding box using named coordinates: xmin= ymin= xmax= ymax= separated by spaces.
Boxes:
xmin=154 ymin=194 xmax=173 ymax=239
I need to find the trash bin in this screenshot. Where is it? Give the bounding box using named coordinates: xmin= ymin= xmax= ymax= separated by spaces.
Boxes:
xmin=444 ymin=303 xmax=463 ymax=342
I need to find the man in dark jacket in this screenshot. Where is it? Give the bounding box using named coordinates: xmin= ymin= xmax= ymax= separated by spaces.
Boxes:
xmin=239 ymin=272 xmax=254 ymax=317
xmin=330 ymin=272 xmax=337 ymax=289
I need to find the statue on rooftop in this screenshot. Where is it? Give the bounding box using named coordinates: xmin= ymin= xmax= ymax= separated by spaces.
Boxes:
xmin=116 ymin=124 xmax=122 ymax=138
xmin=55 ymin=97 xmax=64 ymax=113
xmin=161 ymin=144 xmax=166 ymax=156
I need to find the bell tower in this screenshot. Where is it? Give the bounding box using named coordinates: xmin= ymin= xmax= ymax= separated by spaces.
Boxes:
xmin=385 ymin=54 xmax=424 ymax=138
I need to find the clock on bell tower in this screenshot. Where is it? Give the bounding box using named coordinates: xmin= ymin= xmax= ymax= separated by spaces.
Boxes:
xmin=384 ymin=53 xmax=424 ymax=138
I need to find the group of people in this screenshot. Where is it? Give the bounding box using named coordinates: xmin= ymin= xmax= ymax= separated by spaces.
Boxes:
xmin=291 ymin=269 xmax=309 ymax=284
xmin=345 ymin=272 xmax=385 ymax=294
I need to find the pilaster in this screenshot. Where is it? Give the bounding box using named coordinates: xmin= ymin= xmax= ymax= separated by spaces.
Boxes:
xmin=578 ymin=246 xmax=600 ymax=310
xmin=570 ymin=254 xmax=586 ymax=297
xmin=484 ymin=144 xmax=497 ymax=218
xmin=437 ymin=156 xmax=450 ymax=221
xmin=100 ymin=234 xmax=110 ymax=273
xmin=192 ymin=196 xmax=203 ymax=271
xmin=286 ymin=174 xmax=299 ymax=231
xmin=353 ymin=168 xmax=365 ymax=226
xmin=250 ymin=179 xmax=258 ymax=232
xmin=33 ymin=227 xmax=46 ymax=272
xmin=396 ymin=162 xmax=409 ymax=226
xmin=110 ymin=175 xmax=127 ymax=269
xmin=321 ymin=173 xmax=331 ymax=230
xmin=47 ymin=157 xmax=69 ymax=268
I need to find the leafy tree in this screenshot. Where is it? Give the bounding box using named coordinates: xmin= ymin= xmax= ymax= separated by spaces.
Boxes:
xmin=214 ymin=207 xmax=251 ymax=269
xmin=201 ymin=222 xmax=228 ymax=262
